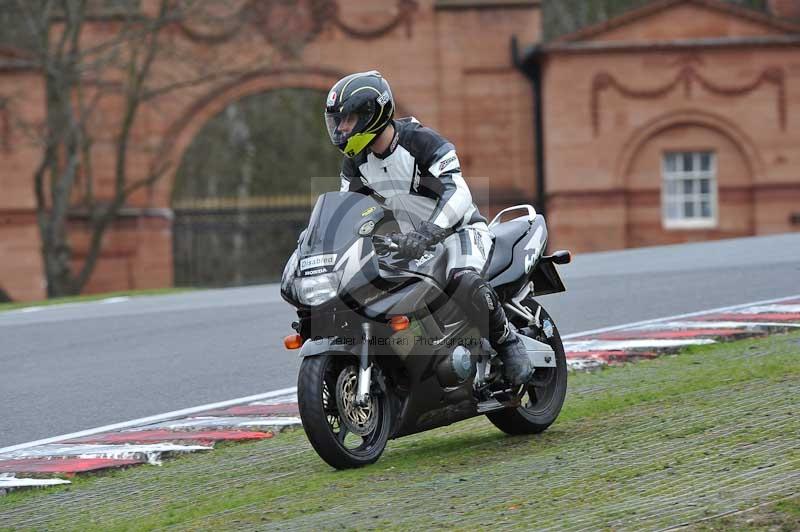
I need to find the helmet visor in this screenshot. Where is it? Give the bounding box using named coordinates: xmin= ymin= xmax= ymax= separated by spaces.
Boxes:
xmin=324 ymin=105 xmax=377 ymax=147
xmin=325 ymin=112 xmax=355 ymax=146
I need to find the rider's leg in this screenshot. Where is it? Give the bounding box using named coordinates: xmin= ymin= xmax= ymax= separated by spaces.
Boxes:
xmin=442 ymin=225 xmax=532 ymax=385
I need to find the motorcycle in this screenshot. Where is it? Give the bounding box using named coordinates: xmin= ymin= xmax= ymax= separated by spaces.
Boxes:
xmin=280 ymin=191 xmax=570 ymax=469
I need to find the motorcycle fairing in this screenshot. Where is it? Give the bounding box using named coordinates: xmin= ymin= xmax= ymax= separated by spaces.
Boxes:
xmin=389 ymin=318 xmax=487 ymax=439
xmin=404 ymin=247 xmax=448 ymax=286
xmin=298 ymin=336 xmax=362 ymax=359
xmin=358 ymin=275 xmax=442 ymax=318
xmin=299 ymin=192 xmax=384 ymax=257
xmin=296 ymin=305 xmax=486 ymax=440
xmin=487 ymin=214 xmax=566 ymax=299
xmin=282 ymin=192 xmax=390 ymax=310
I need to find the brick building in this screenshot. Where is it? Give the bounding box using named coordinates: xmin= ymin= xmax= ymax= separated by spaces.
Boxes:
xmin=0 ymin=0 xmax=798 ymax=300
xmin=534 ymin=0 xmax=800 ymax=251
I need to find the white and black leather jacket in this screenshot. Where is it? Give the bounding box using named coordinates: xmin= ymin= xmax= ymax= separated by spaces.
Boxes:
xmin=340 ymin=117 xmax=486 ymax=233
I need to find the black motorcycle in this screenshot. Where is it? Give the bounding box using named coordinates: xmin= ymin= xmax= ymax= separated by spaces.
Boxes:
xmin=281 ymin=191 xmax=570 ymax=469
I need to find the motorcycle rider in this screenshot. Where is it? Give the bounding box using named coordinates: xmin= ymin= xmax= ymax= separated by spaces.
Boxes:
xmin=324 ymin=70 xmax=532 ymax=386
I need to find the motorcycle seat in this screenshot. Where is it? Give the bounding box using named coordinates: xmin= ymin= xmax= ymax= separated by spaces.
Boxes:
xmin=484 ymin=219 xmax=530 ymax=280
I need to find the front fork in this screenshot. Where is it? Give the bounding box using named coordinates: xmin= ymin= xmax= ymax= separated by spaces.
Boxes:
xmin=356 ymin=322 xmax=372 ymax=406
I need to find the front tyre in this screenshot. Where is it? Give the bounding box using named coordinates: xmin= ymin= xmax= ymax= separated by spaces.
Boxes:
xmin=297 ymin=354 xmax=392 ymax=469
xmin=486 ymin=302 xmax=568 ymax=435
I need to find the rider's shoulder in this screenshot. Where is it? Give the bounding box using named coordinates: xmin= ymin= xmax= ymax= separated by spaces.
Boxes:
xmin=396 ymin=117 xmax=452 ymax=159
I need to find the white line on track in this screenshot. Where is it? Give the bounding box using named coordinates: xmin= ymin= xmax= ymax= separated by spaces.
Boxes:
xmin=0 ymin=387 xmax=296 ymax=455
xmin=7 ymin=296 xmax=131 ymax=315
xmin=3 ymin=293 xmax=798 ymax=457
xmin=561 ymin=293 xmax=800 ymax=339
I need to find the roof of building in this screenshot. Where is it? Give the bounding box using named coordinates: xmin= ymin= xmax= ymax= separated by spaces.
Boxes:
xmin=551 ymin=0 xmax=800 ymax=43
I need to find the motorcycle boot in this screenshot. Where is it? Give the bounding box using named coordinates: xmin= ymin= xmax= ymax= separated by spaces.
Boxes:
xmin=447 ymin=269 xmax=533 ymax=386
xmin=489 ymin=307 xmax=533 ymax=386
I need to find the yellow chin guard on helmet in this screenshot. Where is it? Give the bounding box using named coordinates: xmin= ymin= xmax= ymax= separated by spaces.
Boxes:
xmin=342 ymin=132 xmax=377 ymax=158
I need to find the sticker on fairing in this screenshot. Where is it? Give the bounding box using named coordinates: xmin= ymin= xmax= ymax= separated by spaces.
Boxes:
xmin=523 ymin=226 xmax=545 ymax=274
xmin=303 ymin=267 xmax=329 ymax=276
xmin=300 ymin=254 xmax=337 ymax=271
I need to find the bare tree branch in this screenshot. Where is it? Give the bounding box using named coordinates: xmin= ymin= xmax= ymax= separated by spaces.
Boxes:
xmin=4 ymin=0 xmax=274 ymax=297
xmin=74 ymin=0 xmax=170 ymax=291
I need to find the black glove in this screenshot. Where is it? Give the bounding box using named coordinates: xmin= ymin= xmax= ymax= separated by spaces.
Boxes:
xmin=395 ymin=231 xmax=431 ymax=260
xmin=395 ymin=222 xmax=449 ymax=260
xmin=373 ymin=236 xmax=393 ymax=256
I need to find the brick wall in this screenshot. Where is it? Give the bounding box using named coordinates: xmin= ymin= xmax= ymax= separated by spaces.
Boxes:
xmin=542 ymin=1 xmax=800 ymax=252
xmin=0 ymin=0 xmax=542 ymax=300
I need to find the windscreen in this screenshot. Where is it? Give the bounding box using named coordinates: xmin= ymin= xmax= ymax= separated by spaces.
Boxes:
xmin=299 ymin=192 xmax=382 ymax=257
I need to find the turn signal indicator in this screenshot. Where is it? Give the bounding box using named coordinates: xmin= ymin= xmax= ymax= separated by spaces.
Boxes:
xmin=284 ymin=334 xmax=303 ymax=350
xmin=389 ymin=315 xmax=410 ymax=331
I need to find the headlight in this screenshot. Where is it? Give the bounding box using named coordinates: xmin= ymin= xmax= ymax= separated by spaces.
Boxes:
xmin=295 ymin=272 xmax=341 ymax=306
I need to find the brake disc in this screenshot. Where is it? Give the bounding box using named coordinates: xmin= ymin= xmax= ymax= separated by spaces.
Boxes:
xmin=335 ymin=366 xmax=378 ymax=436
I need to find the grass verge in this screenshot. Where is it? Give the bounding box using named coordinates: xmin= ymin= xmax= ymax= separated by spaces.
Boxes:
xmin=690 ymin=494 xmax=800 ymax=531
xmin=0 ymin=288 xmax=193 ymax=313
xmin=1 ymin=331 xmax=798 ymax=531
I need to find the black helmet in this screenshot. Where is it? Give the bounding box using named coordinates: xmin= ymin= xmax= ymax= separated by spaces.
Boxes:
xmin=324 ymin=70 xmax=395 ymax=158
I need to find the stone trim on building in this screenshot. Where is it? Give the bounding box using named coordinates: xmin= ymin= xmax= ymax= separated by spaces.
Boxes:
xmin=614 ymin=109 xmax=766 ymax=188
xmin=543 ymin=34 xmax=800 ymax=53
xmin=590 ymin=65 xmax=787 ymax=135
xmin=551 ymin=0 xmax=800 ymax=43
xmin=435 ymin=0 xmax=540 ymax=10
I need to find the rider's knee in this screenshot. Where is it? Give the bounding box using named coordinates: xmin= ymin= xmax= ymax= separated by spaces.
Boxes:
xmin=446 ymin=268 xmax=499 ymax=314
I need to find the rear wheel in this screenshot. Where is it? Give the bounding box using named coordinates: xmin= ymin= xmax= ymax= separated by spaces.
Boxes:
xmin=297 ymin=354 xmax=392 ymax=469
xmin=486 ymin=302 xmax=567 ymax=435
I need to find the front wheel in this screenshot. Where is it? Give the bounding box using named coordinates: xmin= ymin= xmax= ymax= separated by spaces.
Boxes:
xmin=297 ymin=354 xmax=392 ymax=469
xmin=486 ymin=302 xmax=568 ymax=435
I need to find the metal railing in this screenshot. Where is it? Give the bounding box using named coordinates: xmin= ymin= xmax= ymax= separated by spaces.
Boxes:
xmin=172 ymin=196 xmax=316 ymax=288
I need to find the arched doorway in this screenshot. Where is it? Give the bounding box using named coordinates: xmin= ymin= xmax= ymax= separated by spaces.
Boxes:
xmin=172 ymin=88 xmax=341 ymax=287
xmin=623 ymin=120 xmax=755 ymax=247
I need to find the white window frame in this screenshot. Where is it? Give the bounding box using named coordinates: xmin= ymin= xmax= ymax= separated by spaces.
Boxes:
xmin=661 ymin=151 xmax=718 ymax=230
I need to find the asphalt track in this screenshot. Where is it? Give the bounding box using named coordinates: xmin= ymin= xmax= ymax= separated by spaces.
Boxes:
xmin=1 ymin=233 xmax=798 ymax=448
